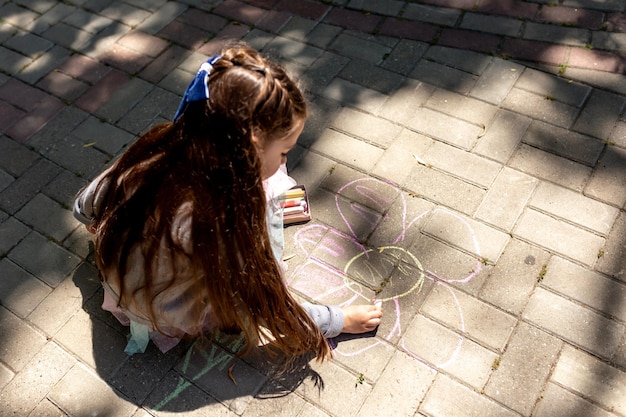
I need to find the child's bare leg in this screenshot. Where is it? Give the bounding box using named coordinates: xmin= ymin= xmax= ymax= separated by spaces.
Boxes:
xmin=341 ymin=304 xmax=383 ymax=334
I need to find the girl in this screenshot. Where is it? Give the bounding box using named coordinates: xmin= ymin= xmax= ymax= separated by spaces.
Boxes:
xmin=74 ymin=44 xmax=382 ymax=359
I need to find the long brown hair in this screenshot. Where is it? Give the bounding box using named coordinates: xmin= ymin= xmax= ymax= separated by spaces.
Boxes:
xmin=92 ymin=44 xmax=330 ymax=359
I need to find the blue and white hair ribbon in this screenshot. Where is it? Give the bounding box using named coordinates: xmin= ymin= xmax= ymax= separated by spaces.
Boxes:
xmin=173 ymin=55 xmax=222 ymax=120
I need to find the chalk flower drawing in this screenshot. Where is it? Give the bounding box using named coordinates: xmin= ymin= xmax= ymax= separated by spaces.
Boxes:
xmin=287 ymin=177 xmax=483 ymax=368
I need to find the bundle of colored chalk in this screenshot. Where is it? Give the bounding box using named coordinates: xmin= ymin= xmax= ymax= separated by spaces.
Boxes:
xmin=281 ymin=185 xmax=311 ymax=226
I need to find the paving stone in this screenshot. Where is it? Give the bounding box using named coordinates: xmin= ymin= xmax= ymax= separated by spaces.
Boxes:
xmin=0 ymin=341 xmax=75 ymax=416
xmin=321 ymin=78 xmax=388 ymax=114
xmin=27 ymin=399 xmax=69 ymax=417
xmin=329 ymin=32 xmax=392 ymax=64
xmin=523 ymin=120 xmax=604 ymax=166
xmin=421 ymin=373 xmax=519 ymax=417
xmin=509 ymin=144 xmax=592 ymax=192
xmin=595 ymin=211 xmax=626 ymax=283
xmin=484 ymin=322 xmax=561 ymax=415
xmin=502 ymin=87 xmax=579 ymax=128
xmin=534 ymin=382 xmax=617 ymax=417
xmin=524 ymin=288 xmax=624 ymax=359
xmin=357 ymin=350 xmax=435 ymax=417
xmin=15 ymin=193 xmax=77 ymax=242
xmin=514 ymin=208 xmax=604 ymax=266
xmin=27 ymin=106 xmax=90 ymax=155
xmin=371 ymin=128 xmax=434 ymax=185
xmin=426 ymin=89 xmax=498 ymax=128
xmin=296 ymin=357 xmax=373 ymax=417
xmin=49 ymin=363 xmax=137 ymax=417
xmin=265 ymin=36 xmax=325 ymax=67
xmin=405 ymin=107 xmax=484 ymax=150
xmin=529 ymin=181 xmax=619 ymax=236
xmin=593 ymin=30 xmax=626 ymax=52
xmin=470 ymin=58 xmax=524 ymax=105
xmin=377 ymin=78 xmax=436 ymax=125
xmin=0 ymin=258 xmax=51 ymax=317
xmin=404 ymin=165 xmax=486 ymax=216
xmin=423 ymin=141 xmax=501 ymax=188
xmin=565 ymin=66 xmax=626 ymax=96
xmin=424 ymin=45 xmax=493 ymax=76
xmin=0 ymin=159 xmax=61 ymax=214
xmin=116 ymin=86 xmax=179 ymax=135
xmin=338 ymin=59 xmax=405 ymax=95
xmin=608 ymin=120 xmax=626 ymax=148
xmin=402 ymin=3 xmax=462 ymax=26
xmin=476 ymin=167 xmax=537 ymax=232
xmin=410 ymin=59 xmax=479 ymax=94
xmin=42 ymin=135 xmax=110 ymax=179
xmin=524 ymin=22 xmax=590 ymax=47
xmin=5 ymin=95 xmax=65 ymax=142
xmin=381 ymin=39 xmax=428 ymax=75
xmin=136 ymin=1 xmax=187 ymax=34
xmin=4 ymin=30 xmax=54 ymax=58
xmin=479 ymin=239 xmax=550 ymax=315
xmin=585 ymin=145 xmax=626 ymax=207
xmin=460 ymin=13 xmax=523 ymax=37
xmin=43 ymin=169 xmax=88 ymax=209
xmin=0 ymin=216 xmax=29 ymax=256
xmin=330 ymin=107 xmax=402 ymax=148
xmin=551 ymin=345 xmax=626 ymax=416
xmin=422 ymin=284 xmax=516 ymax=351
xmin=543 ymin=256 xmax=626 ymax=322
xmin=0 ymin=362 xmax=13 ymax=391
xmin=100 ymin=2 xmax=152 ymax=27
xmin=28 ymin=262 xmax=100 ymax=336
xmin=573 ymin=89 xmax=626 ymax=140
xmin=310 ymin=128 xmax=384 ymax=172
xmin=8 ymin=230 xmax=81 ymax=288
xmin=0 ymin=305 xmax=48 ymax=372
xmin=424 ymin=208 xmax=509 ymax=263
xmin=474 ymin=110 xmax=531 ymax=163
xmin=305 ymin=22 xmax=343 ymax=49
xmin=515 ymin=67 xmax=592 ymax=107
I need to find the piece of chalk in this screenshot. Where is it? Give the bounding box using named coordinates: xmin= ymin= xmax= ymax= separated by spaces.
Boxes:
xmin=284 ymin=188 xmax=305 ymax=199
xmin=280 ymin=198 xmax=305 ymax=208
xmin=283 ymin=205 xmax=305 ymax=215
xmin=374 ymin=300 xmax=382 ymax=308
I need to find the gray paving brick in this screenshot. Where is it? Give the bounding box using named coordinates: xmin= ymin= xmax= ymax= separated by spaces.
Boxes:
xmin=94 ymin=77 xmax=154 ymax=123
xmin=543 ymin=256 xmax=626 ymax=322
xmin=0 ymin=305 xmax=47 ymax=372
xmin=0 ymin=158 xmax=62 ymax=214
xmin=551 ymin=345 xmax=626 ymax=416
xmin=514 ymin=208 xmax=604 ymax=266
xmin=509 ymin=144 xmax=592 ymax=191
xmin=585 ymin=145 xmax=626 ymax=208
xmin=4 ymin=31 xmax=54 ymax=58
xmin=43 ymin=135 xmax=110 ymax=179
xmin=421 ymin=373 xmax=519 ymax=417
xmin=596 ymin=210 xmax=626 ymax=283
xmin=8 ymin=230 xmax=81 ymax=288
xmin=516 ymin=68 xmax=592 ymax=107
xmin=371 ymin=128 xmax=434 ymax=185
xmin=530 ymin=181 xmax=619 ymax=236
xmin=27 ymin=399 xmax=69 ymax=417
xmin=15 ymin=193 xmax=77 ymax=242
xmin=523 ymin=288 xmax=624 ymax=359
xmin=476 ymin=167 xmax=537 ymax=232
xmin=0 ymin=362 xmax=13 ymax=391
xmin=0 ymin=256 xmax=52 ymax=317
xmin=609 ymin=120 xmax=626 ymax=148
xmin=0 ymin=3 xmax=39 ymax=30
xmin=245 ymin=386 xmax=307 ymax=417
xmin=592 ymin=30 xmax=626 ymax=51
xmin=357 ymin=351 xmax=435 ymax=417
xmin=0 ymin=136 xmax=40 ymax=177
xmin=403 ymin=3 xmax=461 ymax=26
xmin=574 ymin=89 xmax=626 ymax=140
xmin=330 ymin=107 xmax=402 ymax=148
xmin=31 ymin=3 xmax=78 ymax=34
xmin=422 ymin=284 xmax=516 ymax=351
xmin=117 ymin=87 xmax=179 ymax=135
xmin=321 ymin=78 xmax=388 ymax=113
xmin=378 ymin=78 xmax=435 ymax=125
xmin=43 ymin=169 xmax=88 ymax=209
xmin=502 ymin=87 xmax=579 ymax=128
xmin=0 ymin=216 xmax=29 ymax=257
xmin=136 ymin=1 xmax=187 ymax=34
xmin=470 ymin=58 xmax=524 ymax=105
xmin=426 ymin=89 xmax=499 ymax=128
xmin=461 ymin=13 xmax=523 ymax=37
xmin=49 ymin=363 xmax=137 ymax=417
xmin=534 ymin=382 xmax=617 ymax=417
xmin=523 ymin=22 xmax=590 ymax=47
xmin=479 ymin=239 xmax=550 ymax=315
xmin=410 ymin=59 xmax=479 ymax=94
xmin=0 ymin=45 xmax=31 ymax=76
xmin=406 ymin=107 xmax=484 ymax=150
xmin=565 ymin=67 xmax=626 ymax=96
xmin=424 ymin=45 xmax=492 ymax=76
xmin=381 ymin=39 xmax=428 ymax=75
xmin=338 ymin=59 xmax=405 ymax=94
xmin=330 ymin=335 xmax=396 ymax=382
xmin=423 ymin=208 xmax=509 ymax=262
xmin=474 ymin=110 xmax=531 ymax=163
xmin=302 ymin=51 xmax=349 ymax=95
xmin=305 ymin=22 xmax=343 ymax=50
xmin=329 ymin=32 xmax=391 ymax=64
xmin=0 ymin=342 xmax=75 ymax=416
xmin=265 ymin=36 xmax=325 ymax=67
xmin=297 ymin=359 xmax=373 ymax=417
xmin=310 ymin=128 xmax=384 ymax=172
xmin=523 ymin=120 xmax=604 ymax=166
xmin=485 ymin=322 xmax=561 ymax=415
xmin=100 ymin=3 xmax=152 ymax=27
xmin=404 ymin=165 xmax=486 ymax=216
xmin=423 ymin=141 xmax=501 ymax=188
xmin=0 ymin=168 xmax=12 ymax=193
xmin=279 ymin=15 xmax=317 ymax=41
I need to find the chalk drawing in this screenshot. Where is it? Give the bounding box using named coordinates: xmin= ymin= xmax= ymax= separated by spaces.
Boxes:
xmin=287 ymin=178 xmax=483 ymax=368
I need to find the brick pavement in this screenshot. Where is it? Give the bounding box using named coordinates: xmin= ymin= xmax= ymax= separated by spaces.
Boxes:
xmin=1 ymin=0 xmax=626 ymax=416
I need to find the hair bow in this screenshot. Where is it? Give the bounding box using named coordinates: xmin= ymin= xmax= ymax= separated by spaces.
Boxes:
xmin=173 ymin=55 xmax=222 ymax=121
